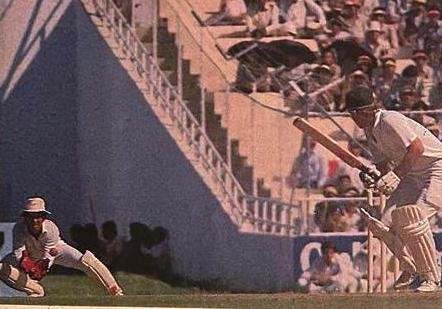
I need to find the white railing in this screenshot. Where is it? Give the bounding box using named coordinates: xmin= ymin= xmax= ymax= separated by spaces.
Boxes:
xmin=93 ymin=0 xmax=247 ymax=225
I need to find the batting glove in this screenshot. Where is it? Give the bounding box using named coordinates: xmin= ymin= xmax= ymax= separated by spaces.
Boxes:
xmin=359 ymin=168 xmax=381 ymax=189
xmin=376 ymin=171 xmax=400 ymax=195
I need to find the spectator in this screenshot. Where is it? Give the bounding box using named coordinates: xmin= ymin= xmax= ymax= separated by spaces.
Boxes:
xmin=369 ymin=7 xmax=399 ymax=56
xmin=355 ymin=55 xmax=376 ymax=79
xmin=403 ymin=0 xmax=428 ymax=47
xmin=309 ymin=65 xmax=337 ymax=111
xmin=341 ymin=188 xmax=362 ymax=231
xmin=314 ymin=184 xmax=340 ymax=232
xmin=282 ymin=0 xmax=327 ymax=37
xmin=417 ymin=7 xmax=442 ymax=58
xmin=245 ymin=0 xmax=280 ymax=37
xmin=322 ymin=204 xmax=350 ymax=232
xmin=321 ymin=50 xmax=342 ymax=80
xmin=412 ymin=49 xmax=435 ymax=106
xmin=359 ymin=0 xmax=380 ymax=22
xmin=336 ymin=173 xmax=354 ymax=195
xmin=362 ymin=21 xmax=391 ymax=59
xmin=395 ymin=86 xmax=420 ymax=110
xmin=203 ymin=0 xmax=248 ymax=26
xmin=100 ymin=220 xmax=123 ymax=269
xmin=399 ymin=64 xmax=428 ymax=103
xmin=290 ymin=138 xmax=326 ymax=189
xmin=342 ymin=0 xmax=366 ymax=43
xmin=374 ymin=57 xmax=401 ymax=109
xmin=298 ymin=242 xmax=361 ymax=293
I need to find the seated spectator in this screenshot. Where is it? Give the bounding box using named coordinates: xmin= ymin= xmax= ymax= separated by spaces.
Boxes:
xmin=341 ymin=188 xmax=362 ymax=232
xmin=355 ymin=55 xmax=376 ymax=79
xmin=100 ymin=220 xmax=124 ymax=269
xmin=342 ymin=0 xmax=366 ymax=43
xmin=298 ymin=242 xmax=361 ymax=293
xmin=336 ymin=173 xmax=354 ymax=195
xmin=369 ymin=7 xmax=399 ymax=56
xmin=399 ymin=64 xmax=429 ymax=104
xmin=203 ymin=0 xmax=248 ymax=26
xmin=314 ymin=184 xmax=340 ymax=232
xmin=403 ymin=0 xmax=428 ymax=48
xmin=282 ymin=0 xmax=327 ymax=37
xmin=394 ymin=86 xmax=421 ymax=110
xmin=374 ymin=57 xmax=401 ymax=109
xmin=322 ymin=204 xmax=350 ymax=232
xmin=362 ymin=21 xmax=391 ymax=59
xmin=412 ymin=49 xmax=435 ymax=106
xmin=321 ymin=50 xmax=342 ymax=80
xmin=245 ymin=0 xmax=280 ymax=37
xmin=309 ymin=65 xmax=337 ymax=111
xmin=359 ymin=0 xmax=380 ymax=22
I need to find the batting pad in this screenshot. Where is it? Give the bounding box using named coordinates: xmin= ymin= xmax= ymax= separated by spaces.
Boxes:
xmin=0 ymin=263 xmax=44 ymax=297
xmin=392 ymin=205 xmax=440 ymax=282
xmin=361 ymin=208 xmax=416 ymax=274
xmin=80 ymin=251 xmax=123 ymax=295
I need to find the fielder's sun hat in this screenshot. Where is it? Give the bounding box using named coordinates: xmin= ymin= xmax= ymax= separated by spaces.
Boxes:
xmin=22 ymin=197 xmax=52 ymax=215
xmin=345 ymin=86 xmax=375 ymax=111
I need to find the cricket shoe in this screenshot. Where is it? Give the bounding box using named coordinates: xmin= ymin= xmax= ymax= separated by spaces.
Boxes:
xmin=415 ymin=280 xmax=439 ymax=292
xmin=393 ymin=271 xmax=416 ymax=290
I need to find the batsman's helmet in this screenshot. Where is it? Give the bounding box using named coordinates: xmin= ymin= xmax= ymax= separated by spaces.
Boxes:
xmin=345 ymin=86 xmax=375 ymax=111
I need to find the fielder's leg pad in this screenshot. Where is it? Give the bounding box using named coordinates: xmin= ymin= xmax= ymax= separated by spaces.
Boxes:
xmin=391 ymin=205 xmax=440 ymax=283
xmin=0 ymin=263 xmax=44 ymax=297
xmin=80 ymin=251 xmax=123 ymax=295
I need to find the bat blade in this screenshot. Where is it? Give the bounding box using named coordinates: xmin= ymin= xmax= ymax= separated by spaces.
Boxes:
xmin=292 ymin=116 xmax=370 ymax=173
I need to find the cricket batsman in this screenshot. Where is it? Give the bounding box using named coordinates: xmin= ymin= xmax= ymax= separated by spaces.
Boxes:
xmin=346 ymin=86 xmax=442 ymax=292
xmin=0 ymin=197 xmax=124 ymax=297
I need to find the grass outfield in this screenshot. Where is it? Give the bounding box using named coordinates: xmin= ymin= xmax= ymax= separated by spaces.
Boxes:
xmin=1 ymin=273 xmax=442 ymax=308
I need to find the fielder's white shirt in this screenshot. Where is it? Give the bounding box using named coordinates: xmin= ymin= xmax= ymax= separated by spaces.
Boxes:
xmin=12 ymin=219 xmax=65 ymax=265
xmin=365 ymin=110 xmax=442 ymax=176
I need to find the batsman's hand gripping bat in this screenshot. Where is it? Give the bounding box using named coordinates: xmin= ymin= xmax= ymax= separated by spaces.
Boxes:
xmin=292 ymin=116 xmax=379 ymax=179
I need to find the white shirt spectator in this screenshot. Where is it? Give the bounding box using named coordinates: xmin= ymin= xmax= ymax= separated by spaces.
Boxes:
xmin=284 ymin=0 xmax=327 ymax=35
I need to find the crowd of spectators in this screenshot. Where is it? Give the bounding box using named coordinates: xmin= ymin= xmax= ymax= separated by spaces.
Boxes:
xmin=68 ymin=221 xmax=172 ymax=280
xmin=205 ymin=0 xmax=441 ymax=123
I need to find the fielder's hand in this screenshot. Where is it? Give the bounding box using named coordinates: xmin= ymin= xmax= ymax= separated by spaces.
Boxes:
xmin=376 ymin=171 xmax=400 ymax=195
xmin=29 ymin=258 xmax=50 ymax=281
xmin=19 ymin=251 xmax=35 ymax=274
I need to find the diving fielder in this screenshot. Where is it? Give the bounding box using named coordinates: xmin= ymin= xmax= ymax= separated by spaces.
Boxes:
xmin=0 ymin=197 xmax=123 ymax=297
xmin=346 ymin=86 xmax=442 ymax=292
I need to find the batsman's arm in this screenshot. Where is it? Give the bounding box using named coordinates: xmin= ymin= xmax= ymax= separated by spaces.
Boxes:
xmin=292 ymin=116 xmax=374 ymax=175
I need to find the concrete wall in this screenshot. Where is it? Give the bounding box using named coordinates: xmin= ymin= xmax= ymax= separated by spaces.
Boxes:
xmin=0 ymin=0 xmax=295 ymax=291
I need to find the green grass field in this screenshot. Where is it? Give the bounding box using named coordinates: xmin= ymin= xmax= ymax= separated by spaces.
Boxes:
xmin=1 ymin=273 xmax=442 ymax=308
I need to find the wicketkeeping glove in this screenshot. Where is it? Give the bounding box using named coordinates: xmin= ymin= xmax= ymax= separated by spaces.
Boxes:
xmin=376 ymin=170 xmax=400 ymax=195
xmin=29 ymin=258 xmax=50 ymax=281
xmin=19 ymin=251 xmax=35 ymax=273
